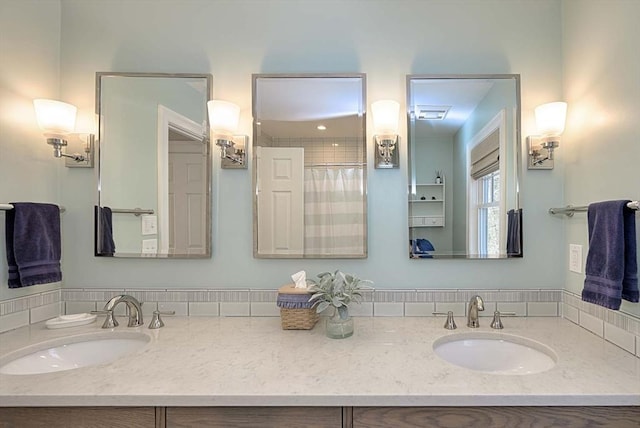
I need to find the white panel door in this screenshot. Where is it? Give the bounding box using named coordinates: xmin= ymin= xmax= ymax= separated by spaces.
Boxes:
xmin=169 ymin=141 xmax=206 ymax=255
xmin=257 ymin=147 xmax=304 ymax=255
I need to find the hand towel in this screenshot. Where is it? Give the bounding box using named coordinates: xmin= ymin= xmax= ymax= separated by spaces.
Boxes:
xmin=5 ymin=202 xmax=62 ymax=288
xmin=94 ymin=206 xmax=116 ymax=256
xmin=582 ymin=200 xmax=639 ymax=310
xmin=506 ymin=208 xmax=523 ymax=257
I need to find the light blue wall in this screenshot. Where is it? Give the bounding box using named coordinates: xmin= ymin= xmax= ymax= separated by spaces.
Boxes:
xmin=0 ymin=0 xmax=63 ymax=301
xmin=5 ymin=0 xmax=567 ymax=291
xmin=562 ymin=0 xmax=640 ymax=317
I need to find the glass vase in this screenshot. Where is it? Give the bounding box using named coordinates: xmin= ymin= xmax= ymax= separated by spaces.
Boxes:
xmin=325 ymin=308 xmax=354 ymax=339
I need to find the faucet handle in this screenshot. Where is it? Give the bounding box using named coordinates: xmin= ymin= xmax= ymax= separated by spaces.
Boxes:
xmin=91 ymin=310 xmax=118 ymax=329
xmin=490 ymin=311 xmax=503 ymax=329
xmin=490 ymin=310 xmax=516 ymax=330
xmin=432 ymin=311 xmax=457 ymax=330
xmin=148 ymin=310 xmax=175 ymax=329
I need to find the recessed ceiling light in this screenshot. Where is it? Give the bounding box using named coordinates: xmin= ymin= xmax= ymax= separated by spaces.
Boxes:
xmin=256 ymin=121 xmax=261 ymax=125
xmin=331 ymin=143 xmax=339 ymax=147
xmin=317 ymin=125 xmax=327 ymax=130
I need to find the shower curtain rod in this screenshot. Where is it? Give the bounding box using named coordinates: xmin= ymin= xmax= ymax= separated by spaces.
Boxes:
xmin=305 ymin=162 xmax=365 ymax=167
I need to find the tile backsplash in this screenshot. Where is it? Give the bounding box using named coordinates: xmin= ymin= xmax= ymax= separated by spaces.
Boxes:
xmin=1 ymin=287 xmax=637 ymax=357
xmin=59 ymin=287 xmax=562 ymax=319
xmin=562 ymin=291 xmax=639 ymax=358
xmin=0 ymin=289 xmax=62 ymax=333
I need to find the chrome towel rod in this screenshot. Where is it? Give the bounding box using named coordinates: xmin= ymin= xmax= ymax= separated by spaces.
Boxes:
xmin=549 ymin=201 xmax=639 ymax=217
xmin=0 ymin=203 xmax=66 ymax=213
xmin=110 ymin=208 xmax=154 ymax=216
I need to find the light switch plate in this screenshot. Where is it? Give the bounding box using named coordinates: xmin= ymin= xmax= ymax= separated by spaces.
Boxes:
xmin=569 ymin=244 xmax=583 ymax=273
xmin=141 ymin=215 xmax=157 ymax=235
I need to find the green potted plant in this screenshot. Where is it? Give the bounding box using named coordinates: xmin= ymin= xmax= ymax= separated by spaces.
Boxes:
xmin=308 ymin=270 xmax=373 ymax=339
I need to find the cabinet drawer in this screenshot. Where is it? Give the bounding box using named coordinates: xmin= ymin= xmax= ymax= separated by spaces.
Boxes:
xmin=410 ymin=216 xmax=443 ymax=227
xmin=166 ymin=406 xmax=342 ymax=428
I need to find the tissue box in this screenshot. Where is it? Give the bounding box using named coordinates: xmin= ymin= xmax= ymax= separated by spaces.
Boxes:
xmin=276 ymin=284 xmax=319 ymax=330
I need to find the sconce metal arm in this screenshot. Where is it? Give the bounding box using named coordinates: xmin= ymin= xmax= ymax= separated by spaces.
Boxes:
xmin=59 ymin=152 xmax=87 ymax=162
xmin=47 ymin=137 xmax=88 ymax=163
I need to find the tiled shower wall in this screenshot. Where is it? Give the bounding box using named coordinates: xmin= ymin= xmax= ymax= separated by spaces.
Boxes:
xmin=270 ymin=137 xmax=365 ymax=166
xmin=1 ymin=288 xmax=638 ymax=357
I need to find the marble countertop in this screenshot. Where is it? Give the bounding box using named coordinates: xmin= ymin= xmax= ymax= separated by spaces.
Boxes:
xmin=0 ymin=316 xmax=638 ymax=407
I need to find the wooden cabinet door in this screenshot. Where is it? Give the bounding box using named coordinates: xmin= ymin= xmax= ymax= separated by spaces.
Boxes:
xmin=352 ymin=406 xmax=640 ymax=428
xmin=0 ymin=407 xmax=156 ymax=428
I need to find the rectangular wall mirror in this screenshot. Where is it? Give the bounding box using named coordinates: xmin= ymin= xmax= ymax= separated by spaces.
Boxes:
xmin=252 ymin=74 xmax=367 ymax=258
xmin=95 ymin=72 xmax=212 ymax=258
xmin=407 ymin=74 xmax=522 ymax=259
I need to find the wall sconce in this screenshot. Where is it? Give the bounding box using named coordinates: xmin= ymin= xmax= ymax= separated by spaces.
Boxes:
xmin=371 ymin=100 xmax=400 ymax=169
xmin=527 ymin=101 xmax=567 ymax=170
xmin=207 ymin=100 xmax=247 ymax=169
xmin=33 ymin=99 xmax=94 ymax=168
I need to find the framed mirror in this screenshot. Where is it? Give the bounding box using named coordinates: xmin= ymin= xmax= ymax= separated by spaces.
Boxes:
xmin=407 ymin=74 xmax=522 ymax=259
xmin=95 ymin=72 xmax=212 ymax=258
xmin=252 ymin=74 xmax=367 ymax=258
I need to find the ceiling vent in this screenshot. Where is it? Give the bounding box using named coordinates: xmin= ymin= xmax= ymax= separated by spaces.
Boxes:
xmin=415 ymin=105 xmax=451 ymax=120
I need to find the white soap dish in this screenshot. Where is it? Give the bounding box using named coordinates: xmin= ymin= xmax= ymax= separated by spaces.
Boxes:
xmin=45 ymin=313 xmax=97 ymax=329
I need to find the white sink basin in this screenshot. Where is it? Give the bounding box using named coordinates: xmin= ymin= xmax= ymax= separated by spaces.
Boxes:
xmin=0 ymin=332 xmax=150 ymax=375
xmin=433 ymin=333 xmax=556 ymax=375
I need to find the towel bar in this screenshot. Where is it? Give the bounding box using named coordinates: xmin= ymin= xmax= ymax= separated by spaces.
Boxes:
xmin=110 ymin=208 xmax=154 ymax=216
xmin=0 ymin=203 xmax=66 ymax=213
xmin=549 ymin=201 xmax=639 ymax=217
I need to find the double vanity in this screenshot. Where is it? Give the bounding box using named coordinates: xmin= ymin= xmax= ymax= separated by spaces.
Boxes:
xmin=0 ymin=313 xmax=638 ymax=427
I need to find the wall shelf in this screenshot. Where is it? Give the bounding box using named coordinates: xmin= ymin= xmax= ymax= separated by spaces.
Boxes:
xmin=409 ymin=183 xmax=445 ymax=227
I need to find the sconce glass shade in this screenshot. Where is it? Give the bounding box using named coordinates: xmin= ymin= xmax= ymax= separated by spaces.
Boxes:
xmin=207 ymin=100 xmax=240 ymax=138
xmin=371 ymin=100 xmax=400 ymax=136
xmin=33 ymin=99 xmax=77 ymax=137
xmin=535 ymin=101 xmax=567 ymax=137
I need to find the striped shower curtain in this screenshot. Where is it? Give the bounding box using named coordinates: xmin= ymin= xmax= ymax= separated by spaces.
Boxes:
xmin=304 ymin=168 xmax=365 ymax=255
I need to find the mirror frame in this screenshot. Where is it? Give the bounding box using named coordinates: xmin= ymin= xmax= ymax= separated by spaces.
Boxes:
xmin=95 ymin=72 xmax=213 ymax=258
xmin=251 ymin=73 xmax=368 ymax=259
xmin=406 ymin=74 xmax=522 ymax=259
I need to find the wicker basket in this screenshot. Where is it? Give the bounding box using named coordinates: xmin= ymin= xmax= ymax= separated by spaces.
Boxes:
xmin=279 ymin=307 xmax=319 ymax=330
xmin=277 ymin=284 xmax=319 ymax=330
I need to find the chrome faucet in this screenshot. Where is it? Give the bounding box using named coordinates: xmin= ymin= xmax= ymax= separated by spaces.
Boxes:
xmin=104 ymin=295 xmax=144 ymax=327
xmin=467 ymin=295 xmax=484 ymax=328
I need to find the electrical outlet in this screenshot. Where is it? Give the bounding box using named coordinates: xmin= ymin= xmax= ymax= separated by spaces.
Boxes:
xmin=569 ymin=244 xmax=583 ymax=273
xmin=142 ymin=238 xmax=158 ymax=254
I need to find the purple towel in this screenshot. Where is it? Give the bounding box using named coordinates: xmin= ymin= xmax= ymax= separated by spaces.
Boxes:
xmin=582 ymin=200 xmax=638 ymax=310
xmin=5 ymin=202 xmax=62 ymax=288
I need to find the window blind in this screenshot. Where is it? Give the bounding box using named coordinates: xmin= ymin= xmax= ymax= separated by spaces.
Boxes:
xmin=470 ymin=129 xmax=500 ymax=179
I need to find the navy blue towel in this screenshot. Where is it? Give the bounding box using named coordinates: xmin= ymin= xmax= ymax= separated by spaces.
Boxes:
xmin=94 ymin=206 xmax=116 ymax=256
xmin=5 ymin=202 xmax=62 ymax=288
xmin=506 ymin=208 xmax=523 ymax=257
xmin=582 ymin=200 xmax=639 ymax=310
xmin=411 ymin=238 xmax=434 ymax=258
